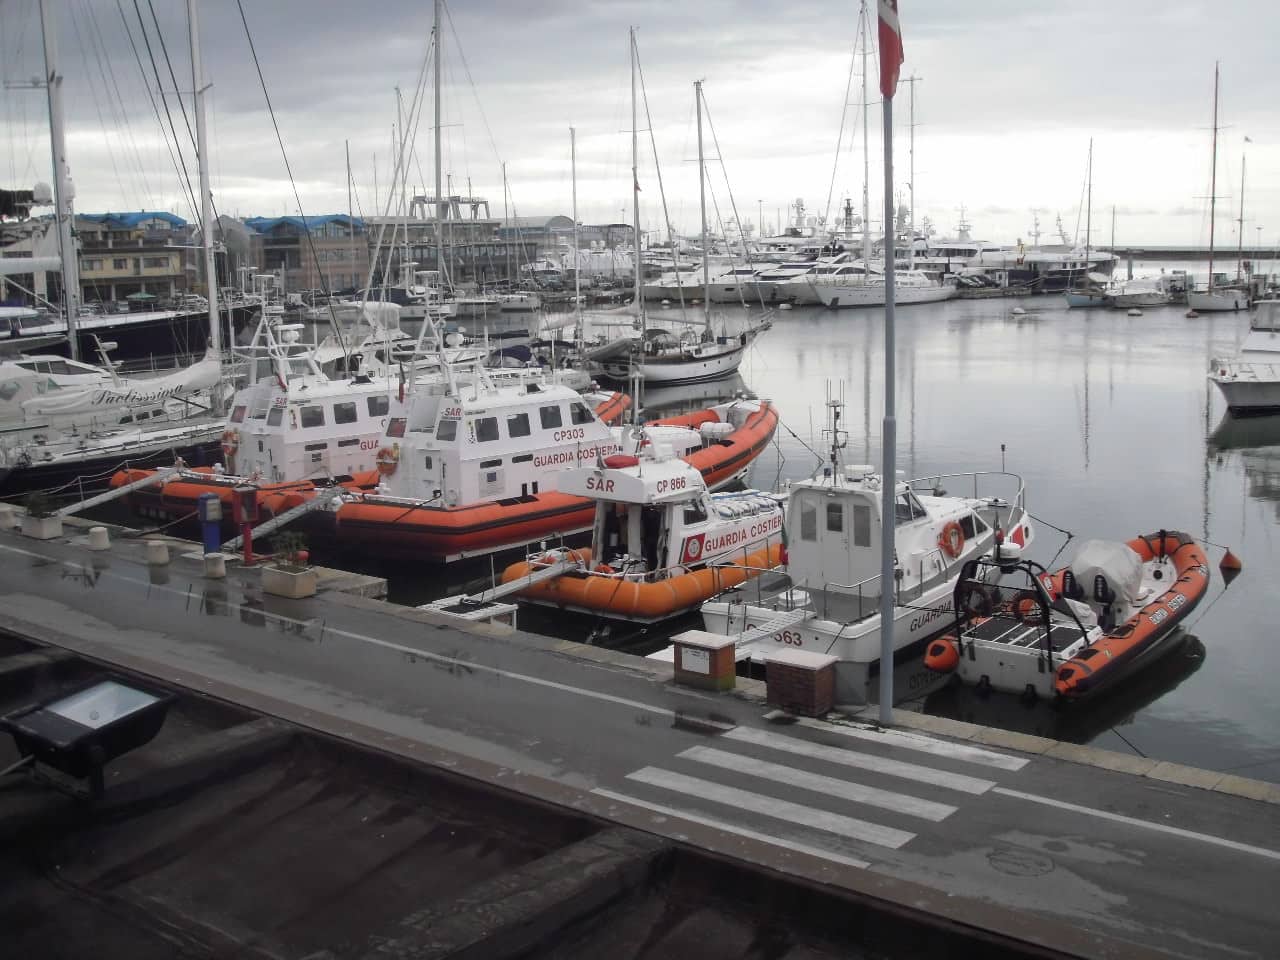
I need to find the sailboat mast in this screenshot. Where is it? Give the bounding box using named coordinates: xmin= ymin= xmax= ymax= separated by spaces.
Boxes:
xmin=433 ymin=0 xmax=444 ymax=284
xmin=1084 ymin=137 xmax=1092 ymax=265
xmin=38 ymin=0 xmax=80 ymax=360
xmin=1236 ymin=151 xmax=1246 ymax=283
xmin=1208 ymin=61 xmax=1219 ymax=292
xmin=860 ymin=2 xmax=871 ymax=276
xmin=187 ymin=0 xmax=219 ymax=357
xmin=907 ymin=74 xmax=916 ymax=268
xmin=630 ymin=28 xmax=642 ymax=323
xmin=570 ymin=126 xmax=581 ymax=337
xmin=696 ymin=80 xmax=709 ymax=330
xmin=346 ymin=140 xmax=355 ymax=290
xmin=503 ymin=162 xmax=510 ymax=284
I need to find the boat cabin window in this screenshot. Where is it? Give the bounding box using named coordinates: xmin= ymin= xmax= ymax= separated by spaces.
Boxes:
xmin=894 ymin=490 xmax=927 ymax=525
xmin=799 ymin=501 xmax=817 ymax=541
xmin=387 ymin=417 xmax=407 ymax=439
xmin=367 ymin=395 xmax=390 ymax=417
xmin=267 ymin=406 xmax=284 ymax=427
xmin=44 ymin=360 xmax=70 ymax=375
xmin=570 ymin=401 xmax=594 ymax=426
xmin=683 ymin=500 xmax=708 ymax=525
xmin=300 ymin=405 xmax=325 ymax=428
xmin=539 ymin=404 xmax=563 ymax=429
xmin=475 ymin=416 xmax=499 ymax=442
xmin=826 ymin=502 xmax=843 ymax=532
xmin=230 ymin=405 xmax=247 ymax=424
xmin=333 ymin=401 xmax=358 ymax=425
xmin=423 ymin=456 xmax=433 ymax=470
xmin=436 ymin=418 xmax=457 ymax=441
xmin=507 ymin=412 xmax=531 ymax=438
xmin=852 ymin=503 xmax=872 ymax=547
xmin=959 ymin=512 xmax=988 ymax=540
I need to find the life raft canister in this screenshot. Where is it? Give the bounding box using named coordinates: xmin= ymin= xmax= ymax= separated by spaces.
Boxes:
xmin=938 ymin=520 xmax=965 ymax=559
xmin=375 ymin=444 xmax=400 ymax=476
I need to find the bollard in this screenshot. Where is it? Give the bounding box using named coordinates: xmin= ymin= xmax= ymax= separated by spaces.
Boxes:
xmin=88 ymin=526 xmax=111 ymax=551
xmin=0 ymin=505 xmax=16 ymax=530
xmin=204 ymin=552 xmax=227 ymax=579
xmin=144 ymin=539 xmax=170 ymax=566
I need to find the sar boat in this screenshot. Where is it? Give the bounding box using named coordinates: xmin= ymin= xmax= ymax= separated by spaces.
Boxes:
xmin=658 ymin=409 xmax=1032 ymax=705
xmin=326 ymin=367 xmax=778 ymax=562
xmin=1208 ymin=299 xmax=1280 ymax=415
xmin=924 ymin=531 xmax=1214 ymax=700
xmin=498 ymin=441 xmax=784 ymax=622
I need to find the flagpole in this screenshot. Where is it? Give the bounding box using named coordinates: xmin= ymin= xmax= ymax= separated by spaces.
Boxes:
xmin=877 ymin=0 xmax=902 ymax=725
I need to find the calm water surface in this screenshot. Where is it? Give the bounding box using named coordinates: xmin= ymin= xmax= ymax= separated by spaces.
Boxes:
xmin=373 ymin=283 xmax=1277 ymax=783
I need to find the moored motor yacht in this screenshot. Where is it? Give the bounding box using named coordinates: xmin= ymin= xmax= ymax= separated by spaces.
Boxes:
xmin=1209 ymin=299 xmax=1280 ymax=414
xmin=811 ymin=269 xmax=956 ymax=309
xmin=652 ymin=409 xmax=1032 ymax=704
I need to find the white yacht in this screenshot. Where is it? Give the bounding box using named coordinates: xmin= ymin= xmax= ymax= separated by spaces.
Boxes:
xmin=810 ymin=269 xmax=957 ymax=308
xmin=1209 ymin=299 xmax=1280 ymax=414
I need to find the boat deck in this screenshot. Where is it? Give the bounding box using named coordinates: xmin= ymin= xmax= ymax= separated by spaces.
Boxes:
xmin=964 ymin=614 xmax=1088 ymax=652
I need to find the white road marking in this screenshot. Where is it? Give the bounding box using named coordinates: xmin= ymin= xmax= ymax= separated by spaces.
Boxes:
xmin=592 ymin=788 xmax=871 ymax=869
xmin=625 ymin=766 xmax=915 ymax=849
xmin=725 ymin=725 xmax=996 ymax=795
xmin=994 ymin=787 xmax=1280 ymax=862
xmin=793 ymin=716 xmax=1029 ymax=771
xmin=681 ymin=745 xmax=957 ymax=821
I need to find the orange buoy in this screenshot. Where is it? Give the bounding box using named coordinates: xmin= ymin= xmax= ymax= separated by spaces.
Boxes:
xmin=924 ymin=636 xmax=960 ymax=673
xmin=1219 ymin=549 xmax=1242 ymax=572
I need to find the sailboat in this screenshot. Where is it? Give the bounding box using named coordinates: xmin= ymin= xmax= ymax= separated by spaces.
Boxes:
xmin=1063 ymin=139 xmax=1115 ymax=308
xmin=1188 ymin=63 xmax=1248 ymax=313
xmin=593 ymin=61 xmax=769 ymax=385
xmin=0 ymin=0 xmax=227 ymax=494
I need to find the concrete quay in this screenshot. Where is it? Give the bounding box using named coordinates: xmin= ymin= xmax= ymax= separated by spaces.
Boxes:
xmin=0 ymin=519 xmax=1276 ymax=959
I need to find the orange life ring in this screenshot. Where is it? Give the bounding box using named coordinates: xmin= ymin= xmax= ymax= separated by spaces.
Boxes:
xmin=375 ymin=445 xmax=399 ymax=476
xmin=221 ymin=429 xmax=239 ymax=457
xmin=939 ymin=520 xmax=965 ymax=559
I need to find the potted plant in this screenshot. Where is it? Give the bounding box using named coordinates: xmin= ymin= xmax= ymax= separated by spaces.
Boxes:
xmin=20 ymin=492 xmax=63 ymax=540
xmin=261 ymin=531 xmax=317 ymax=599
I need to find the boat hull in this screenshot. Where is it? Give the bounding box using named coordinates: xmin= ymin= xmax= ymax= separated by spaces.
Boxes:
xmin=1209 ymin=372 xmax=1280 ymax=415
xmin=1188 ymin=290 xmax=1247 ymax=312
xmin=815 ymin=282 xmax=955 ymax=309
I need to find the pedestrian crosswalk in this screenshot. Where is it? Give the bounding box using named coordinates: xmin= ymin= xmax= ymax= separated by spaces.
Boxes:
xmin=591 ymin=717 xmax=1030 ymax=871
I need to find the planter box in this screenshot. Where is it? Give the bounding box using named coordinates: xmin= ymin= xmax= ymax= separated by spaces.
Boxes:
xmin=261 ymin=565 xmax=317 ymax=599
xmin=21 ymin=515 xmax=63 ymax=540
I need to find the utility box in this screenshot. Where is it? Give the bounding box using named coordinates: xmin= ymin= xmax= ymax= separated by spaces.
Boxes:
xmin=671 ymin=630 xmax=737 ymax=692
xmin=231 ymin=486 xmax=258 ymax=526
xmin=766 ymin=648 xmax=838 ymax=717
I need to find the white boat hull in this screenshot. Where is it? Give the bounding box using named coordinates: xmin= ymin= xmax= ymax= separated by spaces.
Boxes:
xmin=1111 ymin=291 xmax=1171 ymax=308
xmin=601 ymin=341 xmax=747 ymax=384
xmin=1209 ymin=370 xmax=1280 ymax=414
xmin=815 ymin=281 xmax=956 ymax=309
xmin=1188 ymin=290 xmax=1247 ymax=312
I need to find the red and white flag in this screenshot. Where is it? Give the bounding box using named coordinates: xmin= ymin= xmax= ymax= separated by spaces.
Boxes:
xmin=878 ymin=0 xmax=905 ymax=100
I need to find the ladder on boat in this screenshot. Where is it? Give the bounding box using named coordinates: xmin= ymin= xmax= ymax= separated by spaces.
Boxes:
xmin=221 ymin=487 xmax=348 ymax=552
xmin=416 ymin=557 xmax=579 ymax=624
xmin=731 ymin=607 xmax=811 ymax=655
xmin=53 ymin=466 xmax=183 ymax=518
xmin=469 ymin=556 xmax=579 ymax=603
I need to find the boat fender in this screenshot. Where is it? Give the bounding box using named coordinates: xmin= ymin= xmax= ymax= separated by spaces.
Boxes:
xmin=938 ymin=520 xmax=965 ymax=559
xmin=923 ymin=636 xmax=960 ymax=673
xmin=961 ymin=583 xmax=994 ymax=619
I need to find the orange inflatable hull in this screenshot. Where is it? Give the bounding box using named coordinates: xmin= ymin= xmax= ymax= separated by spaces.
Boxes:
xmin=502 ymin=543 xmax=784 ymax=622
xmin=1053 ymin=531 xmax=1210 ymax=699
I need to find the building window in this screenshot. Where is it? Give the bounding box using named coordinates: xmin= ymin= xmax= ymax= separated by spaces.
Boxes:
xmin=507 ymin=412 xmax=531 ymax=438
xmin=113 ymin=258 xmax=128 ymax=270
xmin=333 ymin=401 xmax=358 ymax=425
xmin=475 ymin=416 xmax=499 ymax=442
xmin=143 ymin=256 xmax=169 ymax=268
xmin=300 ymin=405 xmax=325 ymax=428
xmin=367 ymin=395 xmax=390 ymax=417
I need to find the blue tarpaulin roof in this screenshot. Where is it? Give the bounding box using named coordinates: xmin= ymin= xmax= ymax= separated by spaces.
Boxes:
xmin=80 ymin=211 xmax=188 ymax=229
xmin=244 ymin=215 xmax=364 ymax=234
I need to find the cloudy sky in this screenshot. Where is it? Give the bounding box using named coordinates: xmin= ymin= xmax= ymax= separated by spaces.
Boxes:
xmin=2 ymin=0 xmax=1276 ymax=248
